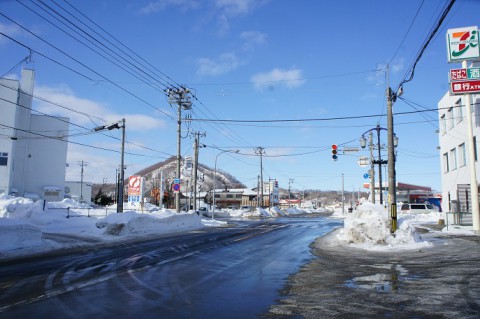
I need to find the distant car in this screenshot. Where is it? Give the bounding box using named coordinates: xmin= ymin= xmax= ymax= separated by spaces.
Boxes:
xmin=227 ymin=206 xmax=237 ymax=210
xmin=240 ymin=205 xmax=253 ymax=211
xmin=197 ymin=207 xmax=208 ymax=216
xmin=400 ymin=203 xmax=438 ymax=214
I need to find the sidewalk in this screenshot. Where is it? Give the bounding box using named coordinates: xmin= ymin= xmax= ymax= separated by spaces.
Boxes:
xmin=267 ymin=224 xmax=480 ymax=318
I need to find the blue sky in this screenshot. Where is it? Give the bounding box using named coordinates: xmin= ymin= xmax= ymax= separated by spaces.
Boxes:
xmin=1 ymin=0 xmax=479 ymax=193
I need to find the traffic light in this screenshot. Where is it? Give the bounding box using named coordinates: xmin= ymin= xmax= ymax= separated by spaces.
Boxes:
xmin=331 ymin=144 xmax=338 ymax=161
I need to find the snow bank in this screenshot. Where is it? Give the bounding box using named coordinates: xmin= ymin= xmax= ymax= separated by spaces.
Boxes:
xmin=0 ymin=219 xmax=42 ymax=250
xmin=335 ymin=202 xmax=433 ymax=251
xmin=96 ymin=211 xmax=203 ymax=236
xmin=0 ymin=194 xmax=41 ymax=218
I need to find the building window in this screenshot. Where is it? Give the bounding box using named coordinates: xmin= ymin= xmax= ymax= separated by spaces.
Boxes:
xmin=459 ymin=143 xmax=467 ymax=167
xmin=214 ymin=194 xmax=220 ymax=198
xmin=450 ymin=148 xmax=457 ymax=170
xmin=456 ymin=98 xmax=463 ymax=123
xmin=0 ymin=152 xmax=7 ymax=166
xmin=440 ymin=114 xmax=446 ymax=135
xmin=443 ymin=153 xmax=449 ymax=173
xmin=448 ymin=107 xmax=454 ymax=130
xmin=226 ymin=194 xmax=233 ymax=198
xmin=236 ymin=194 xmax=242 ymax=199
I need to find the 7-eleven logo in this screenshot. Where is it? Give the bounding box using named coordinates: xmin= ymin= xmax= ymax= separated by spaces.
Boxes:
xmin=447 ymin=26 xmax=480 ymax=62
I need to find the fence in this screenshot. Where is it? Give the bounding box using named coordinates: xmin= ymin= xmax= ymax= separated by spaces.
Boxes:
xmin=47 ymin=207 xmax=118 ymax=218
xmin=445 ymin=211 xmax=473 ymax=230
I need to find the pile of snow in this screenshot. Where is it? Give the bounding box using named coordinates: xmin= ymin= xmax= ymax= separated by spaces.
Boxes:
xmin=96 ymin=211 xmax=203 ymax=235
xmin=335 ymin=202 xmax=434 ymax=251
xmin=0 ymin=194 xmax=219 ymax=257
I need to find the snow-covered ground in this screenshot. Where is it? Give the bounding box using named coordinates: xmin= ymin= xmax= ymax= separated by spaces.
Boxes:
xmin=0 ymin=195 xmax=474 ymax=259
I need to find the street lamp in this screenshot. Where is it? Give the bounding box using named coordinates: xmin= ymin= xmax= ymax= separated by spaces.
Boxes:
xmin=359 ymin=124 xmax=398 ymax=206
xmin=94 ymin=119 xmax=125 ymax=213
xmin=212 ymin=149 xmax=239 ymax=220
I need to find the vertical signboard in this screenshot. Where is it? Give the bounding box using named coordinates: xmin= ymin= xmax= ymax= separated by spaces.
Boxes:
xmin=128 ymin=175 xmax=142 ymax=203
xmin=446 ymin=26 xmax=480 ymax=63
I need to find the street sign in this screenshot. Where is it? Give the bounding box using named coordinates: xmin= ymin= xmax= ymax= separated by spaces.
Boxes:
xmin=172 ymin=183 xmax=180 ymax=193
xmin=450 ymin=68 xmax=480 ymax=81
xmin=363 ymin=173 xmax=369 ymax=179
xmin=174 ymin=178 xmax=180 ymax=184
xmin=447 ymin=26 xmax=480 ymax=63
xmin=357 ymin=156 xmax=369 ymax=167
xmin=450 ymin=80 xmax=480 ymax=95
xmin=342 ymin=147 xmax=359 ymax=153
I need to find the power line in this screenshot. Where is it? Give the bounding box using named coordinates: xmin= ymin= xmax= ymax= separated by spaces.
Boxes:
xmin=60 ymin=0 xmax=181 ymax=89
xmin=0 ymin=11 xmax=174 ymax=119
xmin=0 ymin=122 xmax=169 ymax=159
xmin=389 ymin=0 xmax=425 ymax=64
xmin=17 ymin=0 xmax=171 ymax=93
xmin=396 ymin=0 xmax=456 ymax=91
xmin=0 ymin=85 xmax=175 ymax=157
xmin=190 ymin=108 xmax=441 ymax=124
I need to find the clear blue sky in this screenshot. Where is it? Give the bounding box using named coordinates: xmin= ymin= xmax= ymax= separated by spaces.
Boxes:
xmin=1 ymin=0 xmax=479 ymax=193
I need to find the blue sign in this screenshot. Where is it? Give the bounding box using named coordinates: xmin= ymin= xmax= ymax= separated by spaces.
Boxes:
xmin=174 ymin=178 xmax=180 ymax=184
xmin=363 ymin=173 xmax=369 ymax=179
xmin=128 ymin=195 xmax=140 ymax=203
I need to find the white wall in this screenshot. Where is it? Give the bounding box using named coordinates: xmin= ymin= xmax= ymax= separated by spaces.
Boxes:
xmin=65 ymin=181 xmax=93 ymax=204
xmin=24 ymin=115 xmax=69 ymax=201
xmin=438 ymin=91 xmax=480 ymax=212
xmin=0 ymin=78 xmax=20 ymax=194
xmin=0 ymin=69 xmax=70 ymax=201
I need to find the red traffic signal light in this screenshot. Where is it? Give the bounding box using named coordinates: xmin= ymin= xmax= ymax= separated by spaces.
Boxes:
xmin=332 ymin=144 xmax=338 ymax=161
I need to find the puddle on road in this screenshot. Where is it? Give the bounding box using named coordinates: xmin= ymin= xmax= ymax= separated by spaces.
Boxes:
xmin=343 ymin=263 xmax=420 ymax=292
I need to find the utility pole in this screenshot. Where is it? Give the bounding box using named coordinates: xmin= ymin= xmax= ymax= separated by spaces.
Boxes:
xmin=255 ymin=147 xmax=265 ymax=207
xmin=369 ymin=131 xmax=375 ymax=203
xmin=78 ymin=161 xmax=87 ymax=203
xmin=386 ymin=65 xmax=398 ymax=233
xmin=342 ymin=173 xmax=345 ymax=214
xmin=192 ymin=132 xmax=205 ymax=212
xmin=119 ymin=118 xmax=125 ymax=213
xmin=288 ymin=178 xmax=294 ymax=203
xmin=160 ymin=170 xmax=164 ymax=208
xmin=167 ymin=87 xmax=192 ymax=213
xmin=256 ymin=175 xmax=260 ymax=207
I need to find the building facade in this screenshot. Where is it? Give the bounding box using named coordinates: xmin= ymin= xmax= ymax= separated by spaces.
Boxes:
xmin=0 ymin=69 xmax=70 ymax=201
xmin=438 ymin=91 xmax=480 ymax=213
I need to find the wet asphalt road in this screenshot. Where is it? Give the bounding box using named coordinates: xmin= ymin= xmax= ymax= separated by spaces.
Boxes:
xmin=0 ymin=216 xmax=341 ymax=318
xmin=266 ymin=224 xmax=480 ymax=319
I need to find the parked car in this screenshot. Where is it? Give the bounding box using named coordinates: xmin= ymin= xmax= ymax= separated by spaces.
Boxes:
xmin=197 ymin=207 xmax=209 ymax=217
xmin=240 ymin=205 xmax=253 ymax=212
xmin=400 ymin=203 xmax=438 ymax=214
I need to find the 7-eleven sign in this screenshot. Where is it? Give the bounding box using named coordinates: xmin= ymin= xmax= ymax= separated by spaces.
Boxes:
xmin=447 ymin=26 xmax=480 ymax=63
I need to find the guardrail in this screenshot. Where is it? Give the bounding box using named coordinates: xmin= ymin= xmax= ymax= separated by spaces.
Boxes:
xmin=47 ymin=207 xmax=117 ymax=218
xmin=445 ymin=211 xmax=473 ymax=230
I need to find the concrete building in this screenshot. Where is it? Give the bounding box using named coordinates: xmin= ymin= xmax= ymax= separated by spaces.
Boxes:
xmin=65 ymin=181 xmax=93 ymax=204
xmin=0 ymin=69 xmax=70 ymax=201
xmin=438 ymin=91 xmax=480 ymax=213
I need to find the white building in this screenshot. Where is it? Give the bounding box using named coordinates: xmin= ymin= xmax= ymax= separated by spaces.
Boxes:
xmin=438 ymin=91 xmax=480 ymax=213
xmin=65 ymin=181 xmax=93 ymax=204
xmin=0 ymin=69 xmax=70 ymax=201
